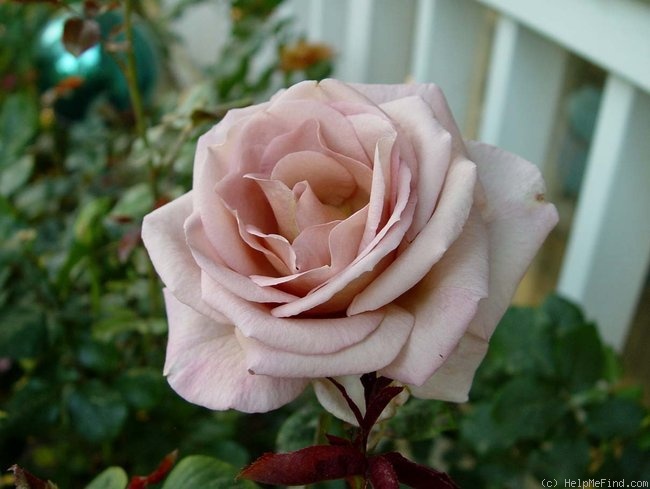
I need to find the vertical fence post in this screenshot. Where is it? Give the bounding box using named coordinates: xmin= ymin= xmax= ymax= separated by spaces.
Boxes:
xmin=412 ymin=0 xmax=488 ymax=134
xmin=479 ymin=15 xmax=568 ymax=174
xmin=558 ymin=76 xmax=650 ymax=349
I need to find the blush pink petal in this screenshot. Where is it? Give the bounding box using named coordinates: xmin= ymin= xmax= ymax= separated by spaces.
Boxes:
xmin=199 ymin=272 xmax=389 ymax=355
xmin=191 ymin=102 xmax=271 ymax=190
xmin=292 ymin=221 xmax=338 ymax=271
xmin=239 ymin=304 xmax=414 ymax=378
xmin=350 ymin=82 xmax=466 ymax=156
xmin=358 ymin=136 xmax=394 ymax=252
xmin=270 ymin=162 xmax=415 ymax=318
xmin=346 ymin=112 xmax=397 ymax=166
xmin=295 ymin=183 xmax=349 ymax=231
xmin=184 ymin=212 xmax=298 ymax=303
xmin=267 ymin=99 xmax=369 ymax=164
xmin=380 ymin=207 xmax=490 ymax=385
xmin=250 ymin=207 xmax=369 ymax=298
xmin=410 ymin=141 xmax=558 ymax=401
xmin=194 ymin=146 xmax=277 ymax=277
xmin=271 ymin=151 xmax=357 ymax=205
xmin=247 ymin=177 xmax=299 ymax=241
xmin=272 ymin=79 xmax=377 ymax=110
xmin=260 ymin=119 xmax=373 ymax=189
xmin=408 ymin=332 xmax=489 ymax=402
xmin=348 ymin=157 xmax=477 ymax=315
xmin=466 ymin=141 xmax=559 ymax=340
xmin=141 ymin=192 xmax=227 ymax=324
xmin=163 ymin=289 xmax=307 ymax=412
xmin=380 ymin=96 xmax=453 ymax=239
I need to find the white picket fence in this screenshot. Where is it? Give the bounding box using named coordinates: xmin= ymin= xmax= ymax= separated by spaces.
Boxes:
xmin=285 ymin=0 xmax=650 ymax=350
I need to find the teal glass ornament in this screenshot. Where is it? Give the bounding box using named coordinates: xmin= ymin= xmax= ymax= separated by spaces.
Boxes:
xmin=35 ymin=16 xmax=106 ymax=120
xmin=35 ymin=13 xmax=159 ymax=120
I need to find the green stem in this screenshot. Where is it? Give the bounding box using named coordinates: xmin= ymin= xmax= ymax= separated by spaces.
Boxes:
xmin=122 ymin=0 xmax=159 ymax=202
xmin=122 ymin=0 xmax=164 ymax=315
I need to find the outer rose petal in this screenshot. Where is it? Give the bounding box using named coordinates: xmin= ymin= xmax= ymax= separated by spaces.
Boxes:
xmin=381 ymin=207 xmax=490 ymax=385
xmin=163 ymin=290 xmax=307 ymax=412
xmin=238 ymin=304 xmax=414 ymax=378
xmin=348 ymin=157 xmax=477 ymax=315
xmin=350 ymin=82 xmax=466 ymax=156
xmin=411 ymin=141 xmax=559 ymax=401
xmin=141 ymin=192 xmax=227 ymax=324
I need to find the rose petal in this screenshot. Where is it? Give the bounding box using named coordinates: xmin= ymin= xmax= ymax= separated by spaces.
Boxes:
xmin=380 ymin=95 xmax=453 ymax=238
xmin=348 ymin=157 xmax=477 ymax=315
xmin=350 ymin=82 xmax=466 ymax=156
xmin=271 ymin=150 xmax=357 ymax=206
xmin=141 ymin=192 xmax=227 ymax=323
xmin=184 ymin=212 xmax=299 ymax=303
xmin=191 ymin=102 xmax=271 ymax=190
xmin=267 ymin=98 xmax=369 ymax=164
xmin=239 ymin=304 xmax=414 ymax=377
xmin=271 ymin=162 xmax=415 ymax=318
xmin=410 ymin=141 xmax=558 ymax=400
xmin=466 ymin=141 xmax=559 ymax=340
xmin=163 ymin=290 xmax=307 ymax=412
xmin=200 ymin=273 xmax=390 ymax=354
xmin=247 ymin=177 xmax=299 ymax=241
xmin=295 ymin=182 xmax=349 ymax=231
xmin=408 ymin=332 xmax=488 ymax=402
xmin=380 ymin=207 xmax=489 ymax=385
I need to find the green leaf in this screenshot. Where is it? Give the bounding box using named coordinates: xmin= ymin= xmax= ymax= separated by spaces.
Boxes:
xmin=528 ymin=438 xmax=590 ymax=480
xmin=276 ymin=402 xmax=321 ymax=452
xmin=0 ymin=306 xmax=47 ymax=359
xmin=161 ymin=455 xmax=260 ymax=489
xmin=74 ymin=197 xmax=111 ymax=246
xmin=109 ymin=183 xmax=154 ymax=220
xmin=585 ymin=397 xmax=645 ymax=439
xmin=0 ymin=92 xmax=38 ymax=165
xmin=554 ymin=321 xmax=605 ymax=391
xmin=84 ymin=467 xmax=128 ymax=489
xmin=541 ymin=294 xmax=586 ymax=334
xmin=387 ymin=398 xmax=455 ymax=441
xmin=77 ymin=337 xmax=121 ymax=374
xmin=459 ymin=403 xmax=512 ymax=455
xmin=492 ymin=377 xmax=567 ymax=444
xmin=67 ymin=381 xmax=128 ymax=443
xmin=0 ymin=154 xmax=34 ymax=197
xmin=5 ymin=378 xmax=60 ymax=433
xmin=115 ymin=368 xmax=165 ymax=411
xmin=478 ymin=306 xmax=554 ymax=381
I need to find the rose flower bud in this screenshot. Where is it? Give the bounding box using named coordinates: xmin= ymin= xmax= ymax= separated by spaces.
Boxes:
xmin=142 ymin=80 xmax=558 ymax=419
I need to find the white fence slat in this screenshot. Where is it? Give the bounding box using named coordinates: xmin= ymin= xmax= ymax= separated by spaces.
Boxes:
xmin=412 ymin=0 xmax=487 ymax=133
xmin=478 ymin=15 xmax=567 ymax=172
xmin=474 ymin=0 xmax=650 ymax=93
xmin=558 ymin=75 xmax=650 ymax=349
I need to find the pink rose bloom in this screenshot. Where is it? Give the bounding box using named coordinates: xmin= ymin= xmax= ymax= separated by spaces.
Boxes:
xmin=142 ymin=80 xmax=557 ymax=418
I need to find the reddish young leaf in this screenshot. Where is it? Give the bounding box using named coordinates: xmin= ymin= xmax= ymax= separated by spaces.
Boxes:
xmin=367 ymin=456 xmax=399 ymax=489
xmin=9 ymin=465 xmax=58 ymax=489
xmin=239 ymin=445 xmax=366 ymax=485
xmin=382 ymin=452 xmax=459 ymax=489
xmin=325 ymin=434 xmax=353 ymax=446
xmin=127 ymin=450 xmax=178 ymax=489
xmin=62 ymin=17 xmax=101 ymax=57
